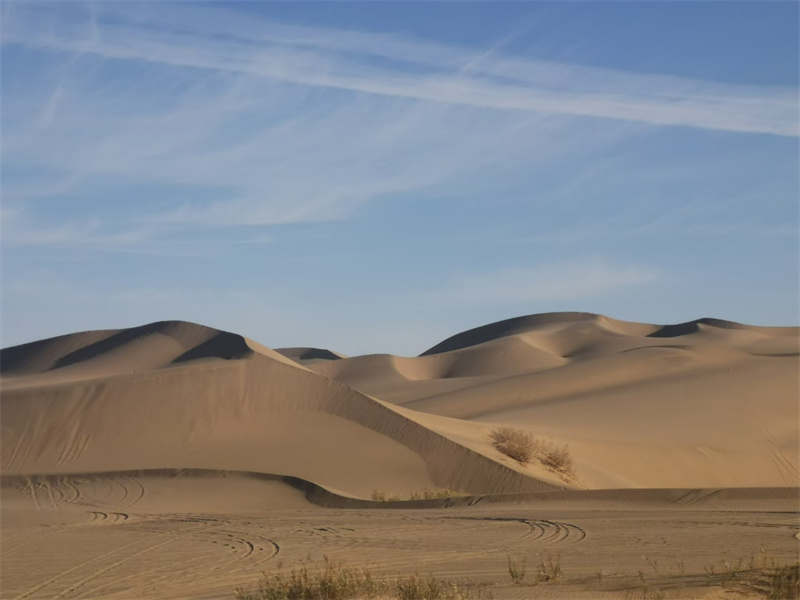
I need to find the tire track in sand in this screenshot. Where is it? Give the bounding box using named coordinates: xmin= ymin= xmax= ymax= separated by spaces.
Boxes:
xmin=50 ymin=536 xmax=178 ymax=600
xmin=12 ymin=537 xmax=158 ymax=600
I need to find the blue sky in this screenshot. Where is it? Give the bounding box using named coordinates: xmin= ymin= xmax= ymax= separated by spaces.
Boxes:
xmin=2 ymin=1 xmax=798 ymax=356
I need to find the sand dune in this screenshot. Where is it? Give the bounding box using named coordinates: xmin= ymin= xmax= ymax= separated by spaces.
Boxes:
xmin=1 ymin=320 xmax=300 ymax=389
xmin=4 ymin=313 xmax=796 ymax=494
xmin=275 ymin=347 xmax=348 ymax=365
xmin=302 ymin=313 xmax=800 ymax=489
xmin=1 ymin=321 xmax=564 ymax=498
xmin=2 ymin=313 xmax=798 ymax=600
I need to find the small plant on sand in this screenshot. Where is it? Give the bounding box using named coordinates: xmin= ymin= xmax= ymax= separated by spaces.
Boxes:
xmin=539 ymin=442 xmax=575 ymax=475
xmin=643 ymin=556 xmax=659 ymax=576
xmin=506 ymin=555 xmax=526 ymax=584
xmin=623 ymin=581 xmax=668 ymax=600
xmin=371 ymin=490 xmax=398 ymax=502
xmin=394 ymin=573 xmax=486 ymax=600
xmin=674 ymin=557 xmax=685 ymax=576
xmin=720 ymin=557 xmax=744 ymax=583
xmin=766 ymin=562 xmax=800 ymax=599
xmin=235 ymin=556 xmax=381 ymax=600
xmin=535 ymin=553 xmax=562 ymax=584
xmin=408 ymin=488 xmax=468 ymax=501
xmin=488 ymin=428 xmax=576 ymax=479
xmin=236 ymin=559 xmax=493 ymax=600
xmin=489 ymin=427 xmax=535 ymax=464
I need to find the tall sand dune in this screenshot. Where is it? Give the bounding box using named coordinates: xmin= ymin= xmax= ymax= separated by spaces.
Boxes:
xmin=3 ymin=314 xmax=797 ymax=496
xmin=2 ymin=314 xmax=798 ymax=600
xmin=1 ymin=322 xmax=564 ymax=499
xmin=301 ymin=313 xmax=800 ymax=490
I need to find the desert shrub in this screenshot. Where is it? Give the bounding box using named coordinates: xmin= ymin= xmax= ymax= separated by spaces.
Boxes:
xmin=235 ymin=557 xmax=380 ymax=600
xmin=539 ymin=443 xmax=574 ymax=474
xmin=420 ymin=488 xmax=467 ymax=500
xmin=507 ymin=555 xmax=526 ymax=584
xmin=488 ymin=428 xmax=576 ymax=477
xmin=376 ymin=488 xmax=467 ymax=501
xmin=489 ymin=427 xmax=535 ymax=464
xmin=766 ymin=563 xmax=800 ymax=599
xmin=394 ymin=574 xmax=488 ymax=600
xmin=394 ymin=573 xmax=446 ymax=600
xmin=371 ymin=490 xmax=397 ymax=502
xmin=535 ymin=554 xmax=562 ymax=583
xmin=236 ymin=559 xmax=492 ymax=600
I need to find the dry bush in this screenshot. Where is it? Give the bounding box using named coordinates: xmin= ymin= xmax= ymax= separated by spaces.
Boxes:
xmin=539 ymin=443 xmax=574 ymax=474
xmin=535 ymin=554 xmax=562 ymax=584
xmin=235 ymin=557 xmax=380 ymax=600
xmin=506 ymin=555 xmax=526 ymax=584
xmin=394 ymin=573 xmax=485 ymax=600
xmin=236 ymin=558 xmax=493 ymax=600
xmin=371 ymin=490 xmax=398 ymax=502
xmin=376 ymin=488 xmax=467 ymax=501
xmin=489 ymin=428 xmax=576 ymax=478
xmin=410 ymin=488 xmax=468 ymax=500
xmin=768 ymin=563 xmax=800 ymax=599
xmin=489 ymin=427 xmax=535 ymax=464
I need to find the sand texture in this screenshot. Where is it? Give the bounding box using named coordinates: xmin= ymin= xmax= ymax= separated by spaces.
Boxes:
xmin=2 ymin=313 xmax=798 ymax=599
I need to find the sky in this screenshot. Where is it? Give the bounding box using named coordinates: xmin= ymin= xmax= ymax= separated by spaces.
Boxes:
xmin=1 ymin=1 xmax=798 ymax=356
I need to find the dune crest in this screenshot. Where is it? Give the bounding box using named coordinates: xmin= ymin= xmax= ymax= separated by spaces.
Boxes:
xmin=2 ymin=314 xmax=797 ymax=496
xmin=276 ymin=347 xmax=348 ymax=364
xmin=299 ymin=312 xmax=799 ymax=489
xmin=1 ymin=321 xmax=564 ymax=499
xmin=1 ymin=320 xmax=301 ymax=388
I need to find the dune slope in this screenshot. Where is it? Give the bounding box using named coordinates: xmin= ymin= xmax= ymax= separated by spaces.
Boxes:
xmin=0 ymin=322 xmax=563 ymax=499
xmin=303 ymin=313 xmax=800 ymax=489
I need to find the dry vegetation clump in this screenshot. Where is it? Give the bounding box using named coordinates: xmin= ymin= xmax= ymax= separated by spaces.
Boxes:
xmin=394 ymin=573 xmax=490 ymax=600
xmin=698 ymin=551 xmax=798 ymax=599
xmin=408 ymin=488 xmax=468 ymax=500
xmin=235 ymin=557 xmax=380 ymax=600
xmin=371 ymin=490 xmax=398 ymax=502
xmin=766 ymin=563 xmax=800 ymax=599
xmin=488 ymin=427 xmax=535 ymax=464
xmin=506 ymin=555 xmax=526 ymax=584
xmin=235 ymin=558 xmax=492 ymax=600
xmin=535 ymin=553 xmax=563 ymax=584
xmin=488 ymin=427 xmax=576 ymax=477
xmin=539 ymin=443 xmax=574 ymax=474
xmin=372 ymin=489 xmax=468 ymax=502
xmin=503 ymin=554 xmax=562 ymax=586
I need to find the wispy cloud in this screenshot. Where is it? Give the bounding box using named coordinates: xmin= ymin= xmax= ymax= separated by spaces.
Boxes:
xmin=2 ymin=2 xmax=797 ymax=247
xmin=6 ymin=3 xmax=796 ymax=135
xmin=518 ymin=216 xmax=800 ymax=246
xmin=427 ymin=258 xmax=658 ymax=305
xmin=1 ymin=211 xmax=156 ymax=247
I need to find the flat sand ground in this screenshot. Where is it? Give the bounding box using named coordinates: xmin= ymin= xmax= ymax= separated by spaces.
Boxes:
xmin=2 ymin=474 xmax=798 ymax=600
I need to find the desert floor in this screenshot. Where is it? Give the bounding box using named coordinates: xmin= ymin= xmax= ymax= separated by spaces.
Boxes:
xmin=2 ymin=474 xmax=798 ymax=600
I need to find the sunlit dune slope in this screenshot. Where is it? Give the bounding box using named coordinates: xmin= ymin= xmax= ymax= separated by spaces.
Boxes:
xmin=301 ymin=312 xmax=800 ymax=489
xmin=0 ymin=322 xmax=564 ymax=498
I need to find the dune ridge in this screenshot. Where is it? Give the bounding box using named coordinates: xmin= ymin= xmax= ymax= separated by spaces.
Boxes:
xmin=2 ymin=313 xmax=798 ymax=496
xmin=297 ymin=312 xmax=799 ymax=489
xmin=276 ymin=347 xmax=348 ymax=363
xmin=420 ymin=312 xmax=798 ymax=356
xmin=1 ymin=322 xmax=565 ymax=498
xmin=0 ymin=320 xmax=300 ymax=388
